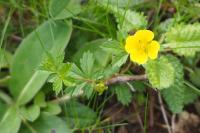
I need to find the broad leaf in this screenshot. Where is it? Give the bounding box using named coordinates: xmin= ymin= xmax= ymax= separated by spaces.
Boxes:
xmin=10 ymin=20 xmax=72 ymax=105
xmin=20 ymin=113 xmax=72 ymax=133
xmin=0 ymin=106 xmax=21 ymax=133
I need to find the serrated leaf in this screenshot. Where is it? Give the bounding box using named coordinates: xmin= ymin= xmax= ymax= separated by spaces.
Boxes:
xmin=20 ymin=113 xmax=72 ymax=133
xmin=58 ymin=63 xmax=71 ymax=78
xmin=80 ymin=51 xmax=95 ymax=78
xmin=43 ymin=103 xmax=61 ymax=115
xmin=49 ymin=0 xmax=81 ymax=20
xmin=165 ymin=24 xmax=200 ymax=57
xmin=146 ymin=56 xmax=175 ymax=89
xmin=72 ymin=82 xmax=87 ymax=96
xmin=65 ymin=100 xmax=97 ymax=128
xmin=112 ymin=52 xmax=128 ymax=68
xmin=9 ymin=20 xmax=72 ymax=105
xmin=96 ymin=2 xmax=147 ymax=32
xmin=161 ymin=55 xmax=185 ymax=113
xmin=20 ymin=105 xmax=40 ymax=122
xmin=115 ymin=84 xmax=132 ymax=105
xmin=72 ymin=39 xmax=111 ymax=68
xmin=83 ymin=83 xmax=94 ymax=99
xmin=53 ymin=77 xmax=63 ymax=95
xmin=183 ymin=85 xmax=198 ymax=105
xmin=189 ymin=68 xmax=200 ymax=87
xmin=100 ymin=39 xmax=123 ymax=53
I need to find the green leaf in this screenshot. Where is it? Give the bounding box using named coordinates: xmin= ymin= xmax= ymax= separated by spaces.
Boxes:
xmin=80 ymin=51 xmax=95 ymax=78
xmin=43 ymin=102 xmax=61 ymax=115
xmin=58 ymin=63 xmax=72 ymax=78
xmin=20 ymin=105 xmax=40 ymax=122
xmin=9 ymin=20 xmax=72 ymax=105
xmin=115 ymin=84 xmax=132 ymax=105
xmin=146 ymin=56 xmax=175 ymax=89
xmin=165 ymin=24 xmax=200 ymax=57
xmin=0 ymin=49 xmax=12 ymax=69
xmin=83 ymin=83 xmax=94 ymax=99
xmin=112 ymin=52 xmax=128 ymax=68
xmin=20 ymin=113 xmax=72 ymax=133
xmin=97 ymin=2 xmax=147 ymax=32
xmin=65 ymin=100 xmax=97 ymax=128
xmin=161 ymin=55 xmax=185 ymax=113
xmin=49 ymin=0 xmax=81 ymax=20
xmin=34 ymin=91 xmax=47 ymax=108
xmin=73 ymin=39 xmax=111 ymax=68
xmin=96 ymin=0 xmax=146 ymax=8
xmin=0 ymin=101 xmax=7 ymax=120
xmin=189 ymin=68 xmax=200 ymax=87
xmin=100 ymin=39 xmax=123 ymax=53
xmin=53 ymin=77 xmax=63 ymax=95
xmin=100 ymin=39 xmax=128 ymax=68
xmin=0 ymin=106 xmax=21 ymax=133
xmin=72 ymin=82 xmax=87 ymax=96
xmin=183 ymin=85 xmax=198 ymax=105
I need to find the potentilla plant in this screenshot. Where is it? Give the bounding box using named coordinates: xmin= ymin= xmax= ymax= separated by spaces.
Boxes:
xmin=0 ymin=0 xmax=200 ymax=133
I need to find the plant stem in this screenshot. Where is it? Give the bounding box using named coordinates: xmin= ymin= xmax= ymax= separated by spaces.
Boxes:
xmin=158 ymin=93 xmax=172 ymax=133
xmin=105 ymin=74 xmax=147 ymax=85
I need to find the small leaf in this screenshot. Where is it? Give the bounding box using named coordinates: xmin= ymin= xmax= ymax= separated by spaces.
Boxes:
xmin=80 ymin=51 xmax=95 ymax=78
xmin=53 ymin=77 xmax=63 ymax=95
xmin=72 ymin=82 xmax=87 ymax=96
xmin=112 ymin=52 xmax=128 ymax=68
xmin=43 ymin=103 xmax=61 ymax=115
xmin=34 ymin=91 xmax=47 ymax=108
xmin=20 ymin=105 xmax=40 ymax=122
xmin=146 ymin=56 xmax=175 ymax=89
xmin=115 ymin=84 xmax=132 ymax=105
xmin=84 ymin=83 xmax=94 ymax=99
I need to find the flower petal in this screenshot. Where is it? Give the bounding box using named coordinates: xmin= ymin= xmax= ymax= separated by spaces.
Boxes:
xmin=134 ymin=30 xmax=154 ymax=42
xmin=125 ymin=35 xmax=140 ymax=53
xmin=147 ymin=40 xmax=160 ymax=59
xmin=130 ymin=50 xmax=148 ymax=64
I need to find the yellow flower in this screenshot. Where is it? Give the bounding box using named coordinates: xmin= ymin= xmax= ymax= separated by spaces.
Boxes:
xmin=125 ymin=30 xmax=160 ymax=64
